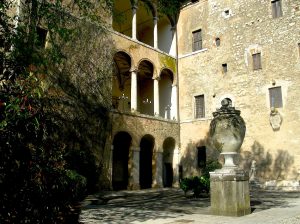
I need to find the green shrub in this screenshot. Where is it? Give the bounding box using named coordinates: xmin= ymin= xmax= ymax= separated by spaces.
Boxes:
xmin=179 ymin=160 xmax=221 ymax=197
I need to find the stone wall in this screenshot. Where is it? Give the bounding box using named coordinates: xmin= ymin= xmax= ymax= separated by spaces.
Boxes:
xmin=177 ymin=0 xmax=300 ymax=183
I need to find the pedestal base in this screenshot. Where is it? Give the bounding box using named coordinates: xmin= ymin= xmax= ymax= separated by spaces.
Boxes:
xmin=210 ymin=169 xmax=251 ymax=217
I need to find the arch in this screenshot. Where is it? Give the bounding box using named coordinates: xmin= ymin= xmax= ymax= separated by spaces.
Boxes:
xmin=112 ymin=131 xmax=132 ymax=190
xmin=112 ymin=51 xmax=132 ymax=111
xmin=140 ymin=0 xmax=157 ymax=18
xmin=157 ymin=14 xmax=174 ymax=54
xmin=112 ymin=0 xmax=132 ymax=38
xmin=159 ymin=68 xmax=174 ymax=119
xmin=163 ymin=137 xmax=176 ymax=187
xmin=137 ymin=59 xmax=154 ymax=115
xmin=136 ymin=1 xmax=155 ymax=46
xmin=139 ymin=134 xmax=155 ymax=189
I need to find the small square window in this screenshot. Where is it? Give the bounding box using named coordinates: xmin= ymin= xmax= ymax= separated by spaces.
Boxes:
xmin=271 ymin=0 xmax=282 ymax=18
xmin=192 ymin=29 xmax=202 ymax=52
xmin=222 ymin=63 xmax=228 ymax=73
xmin=195 ymin=95 xmax=205 ymax=118
xmin=252 ymin=53 xmax=262 ymax=70
xmin=215 ymin=38 xmax=221 ymax=47
xmin=224 ymin=10 xmax=230 ymax=16
xmin=269 ymin=86 xmax=283 ymax=108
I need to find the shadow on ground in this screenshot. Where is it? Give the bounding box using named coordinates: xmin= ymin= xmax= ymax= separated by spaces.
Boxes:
xmin=80 ymin=188 xmax=300 ymax=224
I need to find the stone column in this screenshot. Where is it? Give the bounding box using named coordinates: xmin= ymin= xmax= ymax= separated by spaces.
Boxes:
xmin=130 ymin=147 xmax=140 ymax=190
xmin=172 ymin=148 xmax=180 ymax=187
xmin=132 ymin=5 xmax=138 ymax=40
xmin=130 ymin=69 xmax=138 ymax=112
xmin=153 ymin=17 xmax=158 ymax=49
xmin=153 ymin=78 xmax=160 ymax=116
xmin=171 ymin=85 xmax=178 ymax=120
xmin=170 ymin=26 xmax=177 ymax=57
xmin=154 ymin=151 xmax=163 ymax=188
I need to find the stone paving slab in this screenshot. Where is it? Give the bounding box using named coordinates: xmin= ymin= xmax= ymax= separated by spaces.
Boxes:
xmin=80 ymin=188 xmax=300 ymax=224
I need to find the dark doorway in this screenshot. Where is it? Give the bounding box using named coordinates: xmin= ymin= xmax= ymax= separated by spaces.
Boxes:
xmin=163 ymin=163 xmax=173 ymax=187
xmin=140 ymin=135 xmax=154 ymax=189
xmin=163 ymin=137 xmax=175 ymax=187
xmin=112 ymin=132 xmax=131 ymax=190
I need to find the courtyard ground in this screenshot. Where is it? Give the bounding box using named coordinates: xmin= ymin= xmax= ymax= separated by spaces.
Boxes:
xmin=80 ymin=188 xmax=300 ymax=224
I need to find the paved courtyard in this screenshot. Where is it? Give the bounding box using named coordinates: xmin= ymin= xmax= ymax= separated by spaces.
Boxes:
xmin=80 ymin=188 xmax=300 ymax=224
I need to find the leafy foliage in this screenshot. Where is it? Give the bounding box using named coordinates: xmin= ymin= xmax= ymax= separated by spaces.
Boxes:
xmin=179 ymin=160 xmax=221 ymax=197
xmin=1 ymin=0 xmax=113 ymax=223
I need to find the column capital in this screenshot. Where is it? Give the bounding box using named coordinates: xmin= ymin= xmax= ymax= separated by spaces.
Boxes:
xmin=132 ymin=5 xmax=138 ymax=10
xmin=131 ymin=146 xmax=140 ymax=152
xmin=153 ymin=76 xmax=160 ymax=81
xmin=153 ymin=16 xmax=158 ymax=21
xmin=130 ymin=67 xmax=138 ymax=73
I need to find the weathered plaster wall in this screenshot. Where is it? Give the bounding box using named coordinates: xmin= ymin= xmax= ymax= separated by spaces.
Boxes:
xmin=177 ymin=0 xmax=300 ymax=182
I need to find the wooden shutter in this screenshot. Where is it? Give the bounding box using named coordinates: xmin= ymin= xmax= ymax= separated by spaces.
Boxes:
xmin=269 ymin=87 xmax=283 ymax=108
xmin=193 ymin=30 xmax=202 ymax=51
xmin=195 ymin=95 xmax=205 ymax=118
xmin=253 ymin=53 xmax=262 ymax=70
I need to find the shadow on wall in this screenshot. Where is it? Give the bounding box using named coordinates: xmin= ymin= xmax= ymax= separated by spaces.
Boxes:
xmin=45 ymin=22 xmax=115 ymax=193
xmin=180 ymin=133 xmax=220 ymax=178
xmin=241 ymin=141 xmax=296 ymax=181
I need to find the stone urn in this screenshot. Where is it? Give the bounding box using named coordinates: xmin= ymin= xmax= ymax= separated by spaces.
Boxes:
xmin=209 ymin=99 xmax=246 ymax=168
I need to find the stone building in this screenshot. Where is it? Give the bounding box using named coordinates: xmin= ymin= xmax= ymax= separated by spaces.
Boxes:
xmin=7 ymin=0 xmax=300 ymax=190
xmin=106 ymin=0 xmax=300 ymax=191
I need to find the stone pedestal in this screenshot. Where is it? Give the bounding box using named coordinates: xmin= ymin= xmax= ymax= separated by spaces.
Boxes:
xmin=210 ymin=169 xmax=251 ymax=217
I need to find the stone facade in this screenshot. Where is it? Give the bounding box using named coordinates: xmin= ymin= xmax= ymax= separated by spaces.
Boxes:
xmin=177 ymin=0 xmax=300 ymax=186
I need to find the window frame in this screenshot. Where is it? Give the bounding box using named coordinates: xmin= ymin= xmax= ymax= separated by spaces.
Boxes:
xmin=192 ymin=29 xmax=202 ymax=52
xmin=252 ymin=53 xmax=262 ymax=70
xmin=271 ymin=0 xmax=283 ymax=18
xmin=269 ymin=86 xmax=283 ymax=108
xmin=194 ymin=94 xmax=205 ymax=119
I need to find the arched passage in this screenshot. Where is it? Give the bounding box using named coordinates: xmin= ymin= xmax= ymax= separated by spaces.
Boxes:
xmin=158 ymin=15 xmax=174 ymax=54
xmin=113 ymin=51 xmax=132 ymax=111
xmin=137 ymin=1 xmax=155 ymax=46
xmin=159 ymin=69 xmax=173 ymax=119
xmin=163 ymin=137 xmax=175 ymax=187
xmin=140 ymin=134 xmax=155 ymax=189
xmin=112 ymin=132 xmax=132 ymax=190
xmin=112 ymin=0 xmax=132 ymax=38
xmin=138 ymin=60 xmax=154 ymax=115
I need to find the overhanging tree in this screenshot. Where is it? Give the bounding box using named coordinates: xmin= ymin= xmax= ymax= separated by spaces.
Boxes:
xmin=0 ymin=0 xmax=114 ymax=223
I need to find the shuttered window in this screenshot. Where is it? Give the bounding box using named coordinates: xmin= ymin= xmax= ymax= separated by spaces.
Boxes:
xmin=271 ymin=0 xmax=282 ymax=18
xmin=195 ymin=95 xmax=205 ymax=118
xmin=269 ymin=87 xmax=283 ymax=108
xmin=253 ymin=53 xmax=262 ymax=70
xmin=192 ymin=29 xmax=202 ymax=51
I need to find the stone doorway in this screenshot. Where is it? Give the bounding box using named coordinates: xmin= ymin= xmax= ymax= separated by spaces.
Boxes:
xmin=163 ymin=137 xmax=175 ymax=187
xmin=112 ymin=132 xmax=131 ymax=190
xmin=140 ymin=135 xmax=155 ymax=189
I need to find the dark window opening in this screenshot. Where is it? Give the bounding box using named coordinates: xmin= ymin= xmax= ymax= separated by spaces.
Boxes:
xmin=222 ymin=63 xmax=228 ymax=73
xmin=224 ymin=10 xmax=230 ymax=16
xmin=272 ymin=0 xmax=282 ymax=18
xmin=252 ymin=53 xmax=262 ymax=70
xmin=269 ymin=87 xmax=283 ymax=108
xmin=197 ymin=146 xmax=206 ymax=168
xmin=195 ymin=95 xmax=205 ymax=118
xmin=36 ymin=27 xmax=48 ymax=48
xmin=298 ymin=43 xmax=300 ymax=57
xmin=216 ymin=38 xmax=220 ymax=47
xmin=192 ymin=29 xmax=202 ymax=52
